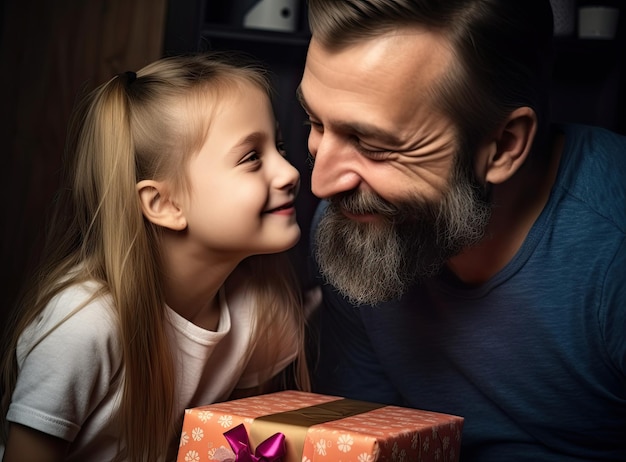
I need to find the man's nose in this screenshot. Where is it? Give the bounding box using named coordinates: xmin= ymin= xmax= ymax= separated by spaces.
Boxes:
xmin=310 ymin=133 xmax=362 ymax=199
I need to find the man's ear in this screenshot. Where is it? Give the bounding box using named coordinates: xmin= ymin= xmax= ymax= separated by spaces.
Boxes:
xmin=136 ymin=180 xmax=187 ymax=231
xmin=479 ymin=107 xmax=537 ymax=185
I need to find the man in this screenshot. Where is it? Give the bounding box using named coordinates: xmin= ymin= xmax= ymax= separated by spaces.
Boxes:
xmin=298 ymin=0 xmax=626 ymax=461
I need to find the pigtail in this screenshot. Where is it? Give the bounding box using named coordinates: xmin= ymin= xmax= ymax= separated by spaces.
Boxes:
xmin=85 ymin=74 xmax=176 ymax=462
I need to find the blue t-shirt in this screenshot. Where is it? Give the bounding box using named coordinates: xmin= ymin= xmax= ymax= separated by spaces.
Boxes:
xmin=309 ymin=123 xmax=626 ymax=461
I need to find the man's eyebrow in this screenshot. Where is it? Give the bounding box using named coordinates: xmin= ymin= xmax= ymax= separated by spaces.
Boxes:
xmin=296 ymin=85 xmax=308 ymax=111
xmin=339 ymin=121 xmax=404 ymax=147
xmin=296 ymin=84 xmax=403 ymax=147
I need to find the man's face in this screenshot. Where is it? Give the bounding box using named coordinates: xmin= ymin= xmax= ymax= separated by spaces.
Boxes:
xmin=299 ymin=29 xmax=492 ymax=304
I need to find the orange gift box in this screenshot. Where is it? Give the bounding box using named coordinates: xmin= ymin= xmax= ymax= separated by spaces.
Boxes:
xmin=176 ymin=390 xmax=463 ymax=462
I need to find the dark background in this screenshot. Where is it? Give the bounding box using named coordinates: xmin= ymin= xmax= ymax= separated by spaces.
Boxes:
xmin=1 ymin=0 xmax=625 ymax=333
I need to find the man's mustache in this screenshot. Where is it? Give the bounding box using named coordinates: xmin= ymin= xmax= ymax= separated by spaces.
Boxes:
xmin=328 ymin=191 xmax=400 ymax=219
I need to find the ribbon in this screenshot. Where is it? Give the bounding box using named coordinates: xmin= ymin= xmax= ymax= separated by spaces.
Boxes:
xmin=251 ymin=398 xmax=385 ymax=460
xmin=224 ymin=423 xmax=286 ymax=462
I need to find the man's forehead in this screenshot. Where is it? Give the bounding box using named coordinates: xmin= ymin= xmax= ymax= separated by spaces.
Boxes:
xmin=299 ymin=31 xmax=452 ymax=136
xmin=303 ymin=30 xmax=451 ymax=94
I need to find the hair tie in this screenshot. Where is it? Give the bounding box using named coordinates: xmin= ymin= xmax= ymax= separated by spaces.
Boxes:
xmin=121 ymin=71 xmax=137 ymax=85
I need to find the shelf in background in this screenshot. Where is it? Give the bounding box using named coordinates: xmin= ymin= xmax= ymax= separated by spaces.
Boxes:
xmin=200 ymin=23 xmax=310 ymax=46
xmin=554 ymin=35 xmax=621 ymax=53
xmin=552 ymin=35 xmax=623 ymax=83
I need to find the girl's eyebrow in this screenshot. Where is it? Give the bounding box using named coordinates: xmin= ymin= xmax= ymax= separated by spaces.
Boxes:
xmin=228 ymin=132 xmax=265 ymax=154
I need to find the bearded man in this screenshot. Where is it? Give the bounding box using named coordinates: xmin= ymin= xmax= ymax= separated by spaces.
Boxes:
xmin=299 ymin=0 xmax=626 ymax=461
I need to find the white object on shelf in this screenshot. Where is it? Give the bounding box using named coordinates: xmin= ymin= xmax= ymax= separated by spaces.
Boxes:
xmin=578 ymin=6 xmax=620 ymax=39
xmin=243 ymin=0 xmax=299 ymax=33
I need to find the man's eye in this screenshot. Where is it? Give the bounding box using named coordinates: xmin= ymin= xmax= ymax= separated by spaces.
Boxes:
xmin=276 ymin=140 xmax=287 ymax=156
xmin=354 ymin=143 xmax=391 ymax=160
xmin=304 ymin=119 xmax=323 ymax=131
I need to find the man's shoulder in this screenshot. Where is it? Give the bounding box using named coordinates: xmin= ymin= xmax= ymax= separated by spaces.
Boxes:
xmin=311 ymin=199 xmax=330 ymax=229
xmin=557 ymin=123 xmax=626 ymax=231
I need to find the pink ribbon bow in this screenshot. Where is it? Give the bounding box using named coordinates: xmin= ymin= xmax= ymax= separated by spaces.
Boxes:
xmin=223 ymin=423 xmax=286 ymax=462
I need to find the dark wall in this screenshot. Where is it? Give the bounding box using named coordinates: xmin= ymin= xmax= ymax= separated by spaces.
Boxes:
xmin=0 ymin=0 xmax=168 ymax=330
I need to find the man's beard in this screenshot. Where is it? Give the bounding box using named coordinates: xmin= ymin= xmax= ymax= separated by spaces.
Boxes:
xmin=314 ymin=160 xmax=492 ymax=306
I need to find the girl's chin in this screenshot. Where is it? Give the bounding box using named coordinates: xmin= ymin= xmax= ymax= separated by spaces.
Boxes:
xmin=276 ymin=230 xmax=302 ymax=252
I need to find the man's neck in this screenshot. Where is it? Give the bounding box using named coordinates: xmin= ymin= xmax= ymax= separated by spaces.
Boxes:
xmin=445 ymin=129 xmax=564 ymax=286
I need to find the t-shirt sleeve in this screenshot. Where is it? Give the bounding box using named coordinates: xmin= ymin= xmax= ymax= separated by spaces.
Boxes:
xmin=7 ymin=288 xmax=121 ymax=442
xmin=601 ymin=237 xmax=626 ymax=375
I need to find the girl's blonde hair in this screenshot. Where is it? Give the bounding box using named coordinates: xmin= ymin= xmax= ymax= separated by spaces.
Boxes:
xmin=0 ymin=52 xmax=309 ymax=461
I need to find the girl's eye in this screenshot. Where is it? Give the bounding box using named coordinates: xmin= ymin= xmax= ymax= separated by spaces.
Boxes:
xmin=241 ymin=151 xmax=261 ymax=164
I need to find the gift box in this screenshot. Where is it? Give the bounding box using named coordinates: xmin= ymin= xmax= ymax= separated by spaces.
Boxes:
xmin=176 ymin=390 xmax=463 ymax=462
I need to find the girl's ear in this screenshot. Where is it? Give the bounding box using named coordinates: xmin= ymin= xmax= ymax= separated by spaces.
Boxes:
xmin=136 ymin=180 xmax=187 ymax=231
xmin=477 ymin=106 xmax=537 ymax=185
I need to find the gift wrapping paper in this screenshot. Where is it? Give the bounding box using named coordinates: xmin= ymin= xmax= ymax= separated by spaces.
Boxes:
xmin=176 ymin=390 xmax=463 ymax=462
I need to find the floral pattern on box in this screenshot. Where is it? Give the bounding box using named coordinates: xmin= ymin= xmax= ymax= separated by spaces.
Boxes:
xmin=177 ymin=391 xmax=463 ymax=462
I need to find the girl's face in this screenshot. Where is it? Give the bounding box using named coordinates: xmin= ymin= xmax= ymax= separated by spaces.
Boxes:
xmin=180 ymin=84 xmax=301 ymax=259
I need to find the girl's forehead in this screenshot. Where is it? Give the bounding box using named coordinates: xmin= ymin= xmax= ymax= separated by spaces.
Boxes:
xmin=184 ymin=79 xmax=268 ymax=113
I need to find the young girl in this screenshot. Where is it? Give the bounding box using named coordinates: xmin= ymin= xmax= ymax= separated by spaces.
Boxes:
xmin=0 ymin=52 xmax=309 ymax=462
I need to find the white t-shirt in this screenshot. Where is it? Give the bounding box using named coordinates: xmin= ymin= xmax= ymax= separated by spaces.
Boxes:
xmin=2 ymin=280 xmax=298 ymax=461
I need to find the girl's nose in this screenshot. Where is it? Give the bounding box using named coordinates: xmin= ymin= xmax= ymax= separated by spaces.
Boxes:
xmin=274 ymin=154 xmax=300 ymax=193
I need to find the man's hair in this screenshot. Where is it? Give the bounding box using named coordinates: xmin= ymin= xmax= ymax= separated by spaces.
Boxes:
xmin=307 ymin=0 xmax=555 ymax=155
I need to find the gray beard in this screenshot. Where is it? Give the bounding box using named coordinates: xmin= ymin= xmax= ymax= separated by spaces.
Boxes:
xmin=314 ymin=165 xmax=492 ymax=306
